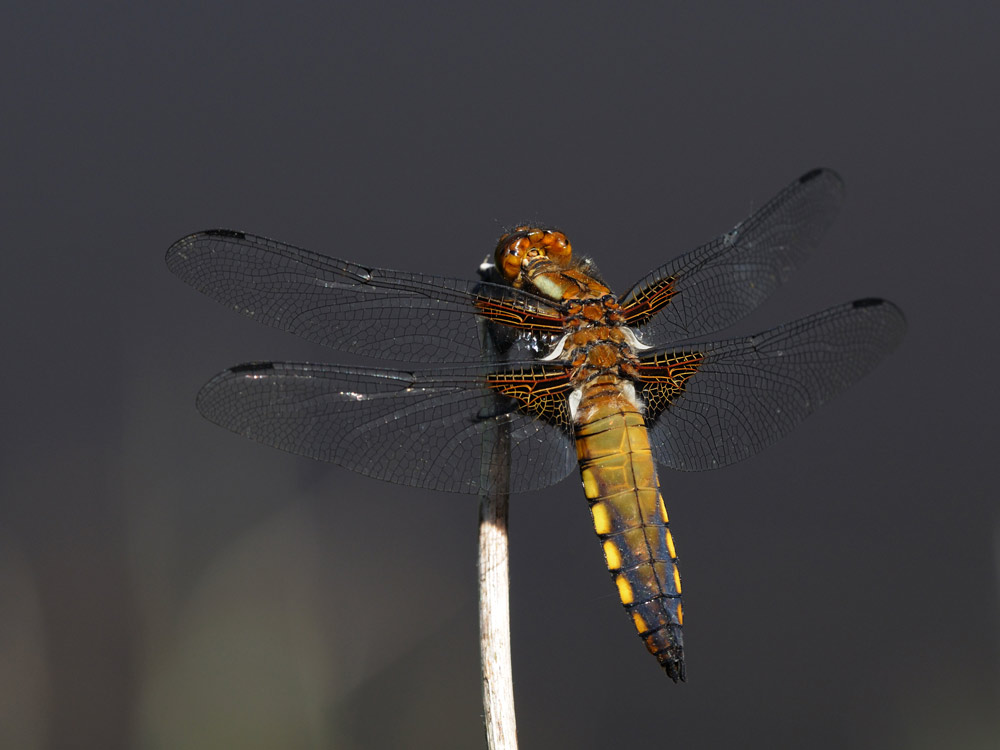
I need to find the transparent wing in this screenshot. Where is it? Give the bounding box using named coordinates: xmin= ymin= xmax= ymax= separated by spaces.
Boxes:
xmin=621 ymin=168 xmax=846 ymax=342
xmin=166 ymin=230 xmax=564 ymax=363
xmin=637 ymin=299 xmax=906 ymax=471
xmin=195 ymin=361 xmax=578 ymax=494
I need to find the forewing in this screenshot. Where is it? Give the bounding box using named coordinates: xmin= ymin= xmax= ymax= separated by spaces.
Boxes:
xmin=621 ymin=169 xmax=845 ymax=341
xmin=166 ymin=230 xmax=564 ymax=363
xmin=195 ymin=361 xmax=578 ymax=494
xmin=636 ymin=299 xmax=906 ymax=471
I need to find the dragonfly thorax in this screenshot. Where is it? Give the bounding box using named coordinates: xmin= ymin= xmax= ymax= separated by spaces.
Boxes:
xmin=495 ymin=225 xmax=613 ymax=303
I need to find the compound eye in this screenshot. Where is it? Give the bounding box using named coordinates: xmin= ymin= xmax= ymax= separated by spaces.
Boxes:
xmin=495 ymin=235 xmax=529 ymax=282
xmin=540 ymin=230 xmax=572 ymax=266
xmin=494 ymin=227 xmax=573 ymax=282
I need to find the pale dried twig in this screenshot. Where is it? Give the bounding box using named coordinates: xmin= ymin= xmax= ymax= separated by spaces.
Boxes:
xmin=479 ymin=481 xmax=518 ymax=750
xmin=477 ymin=267 xmax=519 ymax=750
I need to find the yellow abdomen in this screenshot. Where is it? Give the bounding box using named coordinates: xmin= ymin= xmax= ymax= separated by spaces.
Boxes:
xmin=576 ymin=405 xmax=686 ymax=681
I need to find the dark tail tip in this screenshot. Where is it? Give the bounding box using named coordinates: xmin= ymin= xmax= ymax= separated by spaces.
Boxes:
xmin=659 ymin=654 xmax=686 ymax=683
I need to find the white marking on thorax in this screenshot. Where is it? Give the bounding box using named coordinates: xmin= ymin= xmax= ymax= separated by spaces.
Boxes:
xmin=568 ymin=388 xmax=583 ymax=422
xmin=531 ymin=274 xmax=564 ymax=300
xmin=621 ymin=327 xmax=651 ymax=351
xmin=621 ymin=382 xmax=644 ymax=412
xmin=540 ymin=333 xmax=569 ymax=361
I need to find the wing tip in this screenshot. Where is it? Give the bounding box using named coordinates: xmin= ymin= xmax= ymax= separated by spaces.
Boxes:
xmin=195 ymin=362 xmax=277 ymax=421
xmin=800 ymin=167 xmax=825 ymax=183
xmin=165 ymin=228 xmax=249 ymax=265
xmin=852 ymin=297 xmax=908 ymax=349
xmin=799 ymin=166 xmax=841 ymax=185
xmin=851 ymin=296 xmax=906 ymax=322
xmin=852 ymin=296 xmax=884 ymax=309
xmin=798 ymin=167 xmax=846 ymax=200
xmin=229 ymin=361 xmax=276 ymax=374
xmin=202 ymin=228 xmax=247 ymax=240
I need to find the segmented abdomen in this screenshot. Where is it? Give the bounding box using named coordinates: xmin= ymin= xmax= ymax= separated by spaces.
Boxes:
xmin=576 ymin=408 xmax=685 ymax=681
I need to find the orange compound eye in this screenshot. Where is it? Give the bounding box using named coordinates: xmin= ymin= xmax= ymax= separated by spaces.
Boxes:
xmin=495 ymin=234 xmax=528 ymax=282
xmin=539 ymin=229 xmax=572 ymax=266
xmin=494 ymin=226 xmax=573 ymax=282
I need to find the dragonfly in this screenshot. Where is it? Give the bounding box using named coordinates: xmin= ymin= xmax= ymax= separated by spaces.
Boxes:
xmin=166 ymin=168 xmax=905 ymax=682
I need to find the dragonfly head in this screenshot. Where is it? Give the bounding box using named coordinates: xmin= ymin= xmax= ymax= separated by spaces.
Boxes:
xmin=495 ymin=226 xmax=573 ymax=284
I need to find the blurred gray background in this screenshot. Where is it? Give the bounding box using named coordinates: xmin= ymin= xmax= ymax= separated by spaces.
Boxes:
xmin=2 ymin=2 xmax=998 ymax=749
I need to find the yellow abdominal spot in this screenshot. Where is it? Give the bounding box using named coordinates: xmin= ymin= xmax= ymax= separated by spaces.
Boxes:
xmin=677 ymin=603 xmax=683 ymax=625
xmin=581 ymin=468 xmax=599 ymax=499
xmin=591 ymin=503 xmax=611 ymax=535
xmin=658 ymin=496 xmax=669 ymax=524
xmin=672 ymin=564 xmax=682 ymax=594
xmin=603 ymin=540 xmax=622 ymax=570
xmin=615 ymin=575 xmax=634 ymax=605
xmin=665 ymin=530 xmax=676 ymax=559
xmin=631 ymin=611 xmax=648 ymax=633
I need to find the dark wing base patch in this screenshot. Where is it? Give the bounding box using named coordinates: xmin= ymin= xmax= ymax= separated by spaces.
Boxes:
xmin=635 ymin=351 xmax=705 ymax=417
xmin=486 ymin=366 xmax=574 ymax=428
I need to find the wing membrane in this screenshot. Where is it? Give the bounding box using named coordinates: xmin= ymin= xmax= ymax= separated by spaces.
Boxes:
xmin=621 ymin=168 xmax=845 ymax=341
xmin=166 ymin=230 xmax=563 ymax=363
xmin=638 ymin=299 xmax=906 ymax=471
xmin=196 ymin=361 xmax=577 ymax=494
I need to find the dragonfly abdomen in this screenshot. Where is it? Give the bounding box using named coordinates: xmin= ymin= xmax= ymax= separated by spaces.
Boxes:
xmin=576 ymin=406 xmax=685 ymax=682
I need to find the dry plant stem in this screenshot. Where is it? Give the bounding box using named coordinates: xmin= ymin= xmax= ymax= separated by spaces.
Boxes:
xmin=477 ymin=275 xmax=518 ymax=749
xmin=479 ymin=484 xmax=518 ymax=750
